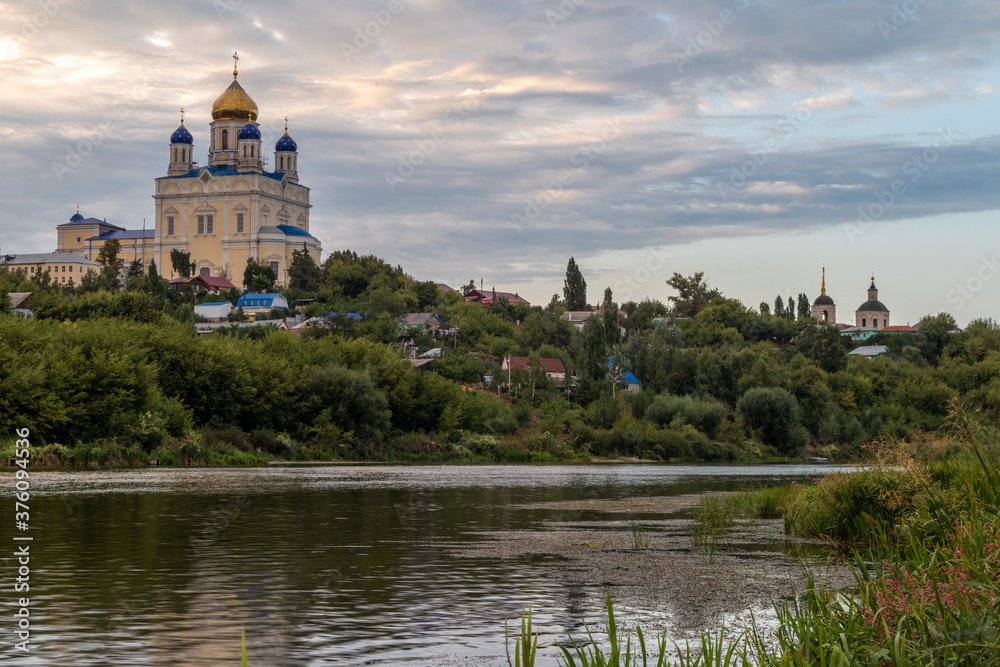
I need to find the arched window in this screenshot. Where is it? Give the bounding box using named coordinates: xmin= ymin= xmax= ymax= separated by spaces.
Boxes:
xmin=250 ymin=145 xmax=255 ymax=158
xmin=862 ymin=318 xmax=867 ymax=328
xmin=200 ymin=267 xmax=211 ymax=277
xmin=822 ymin=310 xmax=828 ymax=322
xmin=280 ymin=156 xmax=284 ymax=169
xmin=173 ymin=148 xmax=177 ymax=162
xmin=221 ymin=129 xmax=229 ymax=150
xmin=243 ymin=146 xmax=247 ymax=157
xmin=874 ymin=319 xmax=878 ymax=329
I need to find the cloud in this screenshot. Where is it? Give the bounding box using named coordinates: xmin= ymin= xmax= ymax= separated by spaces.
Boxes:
xmin=2 ymin=0 xmax=1000 ymax=302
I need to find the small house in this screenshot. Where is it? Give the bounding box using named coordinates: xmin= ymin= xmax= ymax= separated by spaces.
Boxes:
xmin=194 ymin=301 xmax=233 ymax=321
xmin=236 ymin=293 xmax=289 ymax=313
xmin=501 ymin=355 xmax=566 ymax=381
xmin=848 ymin=345 xmax=889 ymax=359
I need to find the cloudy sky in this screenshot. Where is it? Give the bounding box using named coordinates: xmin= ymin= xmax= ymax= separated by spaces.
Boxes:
xmin=2 ymin=0 xmax=999 ymax=325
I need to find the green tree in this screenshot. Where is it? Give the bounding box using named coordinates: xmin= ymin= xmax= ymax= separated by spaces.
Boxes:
xmin=737 ymin=386 xmax=805 ymax=454
xmin=786 ymin=296 xmax=795 ymax=321
xmin=601 ymin=287 xmax=620 ymax=347
xmin=759 ymin=301 xmax=770 ymax=315
xmin=243 ymin=257 xmax=276 ymax=291
xmin=773 ymin=296 xmax=785 ymax=319
xmin=288 ymin=246 xmax=322 ymax=291
xmin=797 ymin=293 xmax=810 ymax=319
xmin=918 ymin=312 xmax=957 ymax=364
xmin=125 ymin=259 xmax=144 ymax=280
xmin=96 ymin=239 xmax=125 ymax=289
xmin=170 ymin=249 xmax=193 ymax=278
xmin=582 ymin=315 xmax=607 ymax=380
xmin=667 ymin=272 xmax=718 ymax=317
xmin=412 ymin=281 xmax=439 ymax=310
xmin=564 ymin=257 xmax=588 ymax=310
xmin=808 ymin=324 xmax=848 ymax=373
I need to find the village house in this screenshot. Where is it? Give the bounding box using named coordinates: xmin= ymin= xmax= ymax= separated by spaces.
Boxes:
xmin=235 ymin=292 xmax=289 ymax=313
xmin=464 ymin=288 xmax=530 ymax=306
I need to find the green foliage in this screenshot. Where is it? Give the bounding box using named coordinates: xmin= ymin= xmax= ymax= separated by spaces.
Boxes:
xmin=602 ymin=287 xmax=621 ymax=347
xmin=288 ymin=245 xmax=321 ymax=291
xmin=564 ymin=257 xmax=588 ymax=310
xmin=243 ymin=257 xmax=276 ymax=291
xmin=736 ymin=386 xmax=806 ymax=453
xmin=666 ymin=271 xmax=719 ymax=317
xmin=170 ymin=249 xmax=193 ymax=278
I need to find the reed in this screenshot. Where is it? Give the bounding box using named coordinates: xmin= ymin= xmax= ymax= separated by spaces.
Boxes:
xmin=628 ymin=520 xmax=650 ymax=551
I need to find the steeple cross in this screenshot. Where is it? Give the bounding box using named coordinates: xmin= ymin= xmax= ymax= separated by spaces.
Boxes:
xmin=179 ymin=107 xmax=184 ymax=124
xmin=233 ymin=51 xmax=239 ymax=79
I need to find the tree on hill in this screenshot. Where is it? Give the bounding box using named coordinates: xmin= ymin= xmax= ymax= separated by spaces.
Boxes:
xmin=797 ymin=293 xmax=810 ymax=319
xmin=170 ymin=249 xmax=193 ymax=278
xmin=288 ymin=245 xmax=322 ymax=291
xmin=243 ymin=257 xmax=276 ymax=292
xmin=564 ymin=257 xmax=587 ymax=310
xmin=666 ymin=272 xmax=718 ymax=317
xmin=602 ymin=287 xmax=620 ymax=347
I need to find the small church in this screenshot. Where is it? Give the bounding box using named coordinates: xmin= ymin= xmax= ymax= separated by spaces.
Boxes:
xmin=810 ymin=269 xmax=890 ymax=331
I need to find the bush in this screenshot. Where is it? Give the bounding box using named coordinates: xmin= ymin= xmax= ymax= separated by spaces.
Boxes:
xmin=736 ymin=387 xmax=806 ymax=454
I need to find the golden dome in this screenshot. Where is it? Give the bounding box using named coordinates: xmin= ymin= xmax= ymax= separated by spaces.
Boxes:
xmin=211 ymin=70 xmax=258 ymax=122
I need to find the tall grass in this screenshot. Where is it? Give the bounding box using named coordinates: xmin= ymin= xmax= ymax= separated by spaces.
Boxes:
xmin=628 ymin=520 xmax=650 ymax=551
xmin=510 ymin=406 xmax=1000 ymax=666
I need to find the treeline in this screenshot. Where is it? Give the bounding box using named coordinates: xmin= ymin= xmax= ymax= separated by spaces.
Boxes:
xmin=2 ymin=251 xmax=999 ymax=465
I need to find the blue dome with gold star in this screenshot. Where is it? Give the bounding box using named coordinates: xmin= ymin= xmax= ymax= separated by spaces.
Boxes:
xmin=238 ymin=122 xmax=261 ymax=140
xmin=275 ymin=131 xmax=297 ymax=152
xmin=170 ymin=123 xmax=193 ymax=144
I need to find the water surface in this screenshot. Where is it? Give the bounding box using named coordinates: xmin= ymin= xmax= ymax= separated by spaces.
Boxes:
xmin=1 ymin=464 xmax=847 ymax=666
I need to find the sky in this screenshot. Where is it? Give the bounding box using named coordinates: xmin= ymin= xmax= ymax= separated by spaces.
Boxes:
xmin=1 ymin=0 xmax=999 ymax=326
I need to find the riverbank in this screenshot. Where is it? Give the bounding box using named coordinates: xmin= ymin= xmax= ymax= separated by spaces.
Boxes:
xmin=508 ymin=408 xmax=1000 ymax=665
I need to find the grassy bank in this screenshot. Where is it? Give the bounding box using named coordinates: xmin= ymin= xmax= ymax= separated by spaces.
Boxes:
xmin=506 ymin=406 xmax=1000 ymax=665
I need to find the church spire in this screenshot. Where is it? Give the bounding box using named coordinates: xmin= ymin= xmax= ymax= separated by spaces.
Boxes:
xmin=233 ymin=51 xmax=239 ymax=80
xmin=821 ymin=267 xmax=826 ymax=296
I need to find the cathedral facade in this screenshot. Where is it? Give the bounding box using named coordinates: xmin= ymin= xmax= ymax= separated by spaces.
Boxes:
xmin=152 ymin=56 xmax=321 ymax=282
xmin=58 ymin=55 xmax=321 ymax=285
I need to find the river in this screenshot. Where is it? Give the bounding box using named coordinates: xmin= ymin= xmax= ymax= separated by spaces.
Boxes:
xmin=2 ymin=464 xmax=851 ymax=666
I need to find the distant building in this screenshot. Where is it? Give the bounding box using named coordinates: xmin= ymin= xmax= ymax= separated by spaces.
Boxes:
xmin=398 ymin=313 xmax=448 ymax=332
xmin=168 ymin=275 xmax=238 ymax=294
xmin=195 ymin=301 xmax=233 ymax=320
xmin=1 ymin=251 xmax=100 ymax=286
xmin=236 ymin=292 xmax=289 ymax=312
xmin=856 ymin=276 xmax=890 ymax=330
xmin=56 ymin=210 xmax=154 ymax=270
xmin=848 ymin=344 xmax=889 ymax=359
xmin=501 ymin=355 xmax=566 ymax=381
xmin=464 ymin=288 xmax=530 ymax=306
xmin=560 ymin=309 xmax=598 ymax=329
xmin=8 ymin=292 xmax=32 ymax=318
xmin=811 ymin=268 xmax=837 ymax=324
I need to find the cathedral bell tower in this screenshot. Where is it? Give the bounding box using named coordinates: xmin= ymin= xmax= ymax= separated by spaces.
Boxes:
xmin=208 ymin=52 xmax=258 ymax=167
xmin=168 ymin=109 xmax=194 ymax=176
xmin=274 ymin=117 xmax=299 ymax=183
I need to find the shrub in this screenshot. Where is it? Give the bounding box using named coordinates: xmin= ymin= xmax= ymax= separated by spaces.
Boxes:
xmin=736 ymin=387 xmax=806 ymax=454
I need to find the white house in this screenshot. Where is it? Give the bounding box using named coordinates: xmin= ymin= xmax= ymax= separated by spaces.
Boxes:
xmin=195 ymin=301 xmax=233 ymax=320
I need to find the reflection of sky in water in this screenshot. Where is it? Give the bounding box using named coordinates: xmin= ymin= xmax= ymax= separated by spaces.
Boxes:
xmin=1 ymin=465 xmax=851 ymax=666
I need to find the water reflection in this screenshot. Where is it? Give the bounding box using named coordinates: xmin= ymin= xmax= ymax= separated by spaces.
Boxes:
xmin=1 ymin=464 xmax=847 ymax=665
